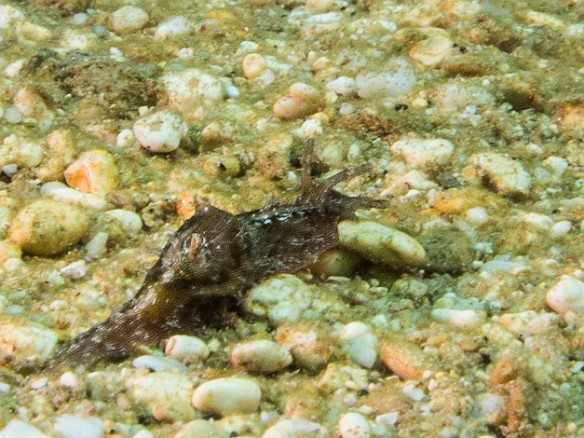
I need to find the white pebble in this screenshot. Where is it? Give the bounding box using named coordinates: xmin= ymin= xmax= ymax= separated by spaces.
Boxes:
xmin=155 ymin=16 xmax=191 ymax=39
xmin=84 ymin=232 xmax=108 ymax=260
xmin=273 ymin=83 xmax=324 ymax=120
xmin=0 ymin=318 xmax=58 ymax=365
xmin=375 ymin=412 xmax=398 ymax=427
xmin=41 ymin=182 xmax=107 ymax=210
xmin=132 ymin=355 xmax=188 ymax=372
xmin=391 ymin=137 xmax=454 ymax=168
xmin=53 ymin=416 xmax=104 ymax=438
xmin=0 ymin=5 xmax=23 ymax=30
xmin=467 ymin=153 xmax=532 ymax=197
xmin=338 ymin=221 xmax=426 ymax=269
xmin=275 ymin=323 xmax=332 ymax=372
xmin=434 ymin=82 xmax=495 ymax=110
xmin=231 ymin=339 xmax=292 ymax=373
xmin=262 ymin=419 xmax=323 ymax=438
xmin=546 ymin=275 xmax=584 ymax=314
xmin=477 ymin=393 xmax=506 ymax=426
xmin=133 ymin=110 xmax=188 ymax=153
xmin=542 ymin=156 xmax=568 ymax=176
xmin=166 ymin=335 xmax=209 ymax=362
xmin=402 ymin=382 xmax=425 ymax=401
xmin=4 ymin=60 xmax=25 ymax=78
xmin=4 ymin=107 xmax=22 ymax=124
xmin=245 ymin=275 xmax=312 ymax=324
xmin=126 ymin=372 xmax=194 ymax=422
xmin=71 ymin=13 xmax=87 ymax=26
xmin=340 ymin=322 xmax=378 ymax=369
xmin=116 ymin=129 xmax=135 ymax=147
xmin=500 ymin=311 xmax=559 ymax=334
xmin=521 ymin=212 xmax=553 ymax=230
xmin=0 ymin=134 xmax=42 ymax=168
xmin=0 ymin=381 xmax=10 ymax=393
xmin=110 ymin=6 xmax=148 ymax=33
xmin=162 ymin=68 xmax=226 ymax=111
xmin=338 ymin=412 xmax=370 ymax=438
xmin=356 ymin=58 xmax=416 ymax=99
xmin=301 ymin=118 xmax=323 ymax=137
xmin=60 ymin=260 xmax=87 ymax=279
xmin=242 ymin=53 xmax=268 ymax=80
xmin=409 ymin=35 xmax=453 ymax=66
xmin=431 ymin=308 xmax=484 ymax=328
xmin=2 ymin=163 xmax=17 ymax=176
xmin=58 ymin=371 xmax=80 ymax=389
xmin=101 ymin=209 xmax=143 ymax=236
xmin=192 ymin=377 xmax=261 ymax=416
xmin=326 ymin=76 xmax=357 ymax=96
xmin=303 ymin=12 xmax=343 ymax=36
xmin=550 ymin=220 xmax=572 ymax=238
xmin=29 ymin=377 xmax=48 ymax=390
xmin=465 ymin=207 xmax=489 ymax=226
xmin=0 ymin=420 xmax=49 ymax=438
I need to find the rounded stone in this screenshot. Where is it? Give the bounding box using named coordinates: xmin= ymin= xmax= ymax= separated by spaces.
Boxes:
xmin=338 ymin=412 xmax=371 ymax=438
xmin=192 ymin=377 xmax=261 ymax=416
xmin=9 ymin=199 xmax=90 ymax=256
xmin=230 ymin=339 xmax=292 ymax=374
xmin=546 ymin=275 xmax=584 ymax=314
xmin=133 ymin=110 xmax=188 ymax=153
xmin=338 ymin=221 xmax=426 ymax=269
xmin=64 ymin=150 xmax=119 ymax=194
xmin=110 ymin=6 xmax=149 ymax=33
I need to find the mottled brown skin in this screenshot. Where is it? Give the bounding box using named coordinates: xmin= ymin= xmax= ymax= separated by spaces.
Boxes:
xmin=45 ymin=147 xmax=384 ymax=371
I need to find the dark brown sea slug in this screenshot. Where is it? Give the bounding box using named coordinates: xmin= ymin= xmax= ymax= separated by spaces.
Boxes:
xmin=46 ymin=144 xmax=384 ymax=371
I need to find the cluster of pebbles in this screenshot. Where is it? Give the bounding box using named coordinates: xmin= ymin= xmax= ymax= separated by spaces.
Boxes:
xmin=1 ymin=0 xmax=584 ymax=436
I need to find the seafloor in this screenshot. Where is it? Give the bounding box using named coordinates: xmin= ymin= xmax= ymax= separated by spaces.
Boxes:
xmin=1 ymin=0 xmax=584 ymax=437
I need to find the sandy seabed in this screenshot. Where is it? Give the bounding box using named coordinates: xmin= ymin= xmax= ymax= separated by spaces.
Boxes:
xmin=1 ymin=0 xmax=584 ymax=437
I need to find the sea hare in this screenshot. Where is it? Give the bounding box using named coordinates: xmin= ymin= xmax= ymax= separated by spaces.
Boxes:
xmin=46 ymin=144 xmax=385 ymax=371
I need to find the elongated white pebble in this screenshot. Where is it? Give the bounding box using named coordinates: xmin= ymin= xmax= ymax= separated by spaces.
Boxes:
xmin=192 ymin=377 xmax=261 ymax=416
xmin=0 ymin=420 xmax=49 ymax=438
xmin=8 ymin=199 xmax=90 ymax=256
xmin=338 ymin=412 xmax=371 ymax=438
xmin=165 ymin=335 xmax=209 ymax=361
xmin=133 ymin=110 xmax=188 ymax=153
xmin=550 ymin=220 xmax=572 ymax=238
xmin=41 ymin=182 xmax=108 ymax=210
xmin=262 ymin=419 xmax=323 ymax=438
xmin=132 ymin=355 xmax=188 ymax=372
xmin=339 ymin=221 xmax=425 ymax=269
xmin=546 ymin=275 xmax=584 ymax=314
xmin=431 ymin=309 xmax=484 ymax=328
xmin=64 ymin=150 xmax=119 ymax=194
xmin=230 ymin=339 xmax=292 ymax=373
xmin=340 ymin=322 xmax=378 ymax=369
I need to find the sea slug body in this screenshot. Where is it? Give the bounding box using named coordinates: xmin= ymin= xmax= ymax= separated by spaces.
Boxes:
xmin=45 ymin=144 xmax=385 ymax=371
